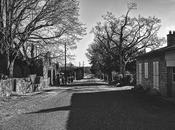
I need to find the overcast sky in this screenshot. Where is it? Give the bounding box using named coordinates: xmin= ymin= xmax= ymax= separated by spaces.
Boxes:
xmin=72 ymin=0 xmax=175 ymax=66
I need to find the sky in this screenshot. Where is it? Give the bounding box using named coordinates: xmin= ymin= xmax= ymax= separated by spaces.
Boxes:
xmin=72 ymin=0 xmax=175 ymax=66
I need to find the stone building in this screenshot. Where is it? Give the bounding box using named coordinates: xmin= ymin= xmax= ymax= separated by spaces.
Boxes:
xmin=136 ymin=31 xmax=175 ymax=97
xmin=42 ymin=52 xmax=60 ymax=86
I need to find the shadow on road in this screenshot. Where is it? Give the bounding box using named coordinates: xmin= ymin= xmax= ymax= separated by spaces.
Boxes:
xmin=27 ymin=90 xmax=175 ymax=130
xmin=60 ymin=79 xmax=108 ymax=87
xmin=66 ymin=91 xmax=175 ymax=130
xmin=28 ymin=106 xmax=72 ymax=114
xmin=64 ymin=83 xmax=107 ymax=87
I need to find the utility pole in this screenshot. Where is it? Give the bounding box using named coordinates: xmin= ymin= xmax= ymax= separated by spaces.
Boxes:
xmin=64 ymin=42 xmax=67 ymax=85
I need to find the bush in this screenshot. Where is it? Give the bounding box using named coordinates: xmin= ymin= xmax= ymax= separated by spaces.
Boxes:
xmin=112 ymin=74 xmax=135 ymax=87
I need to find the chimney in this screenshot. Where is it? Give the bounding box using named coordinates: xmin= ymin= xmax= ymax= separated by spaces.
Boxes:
xmin=167 ymin=31 xmax=175 ymax=46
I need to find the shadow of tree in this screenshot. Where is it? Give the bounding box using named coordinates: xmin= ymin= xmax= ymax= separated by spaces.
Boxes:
xmin=27 ymin=90 xmax=175 ymax=130
xmin=66 ymin=90 xmax=138 ymax=130
xmin=60 ymin=83 xmax=108 ymax=87
xmin=67 ymin=91 xmax=175 ymax=130
xmin=27 ymin=106 xmax=72 ymax=114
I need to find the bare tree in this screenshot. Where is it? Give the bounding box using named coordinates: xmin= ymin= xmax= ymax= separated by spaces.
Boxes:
xmin=86 ymin=38 xmax=119 ymax=83
xmin=0 ymin=0 xmax=86 ymax=77
xmin=91 ymin=9 xmax=165 ymax=77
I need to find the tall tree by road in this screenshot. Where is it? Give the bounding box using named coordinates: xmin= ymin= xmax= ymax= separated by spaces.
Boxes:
xmin=0 ymin=0 xmax=86 ymax=77
xmin=86 ymin=26 xmax=119 ymax=83
xmin=89 ymin=7 xmax=165 ymax=77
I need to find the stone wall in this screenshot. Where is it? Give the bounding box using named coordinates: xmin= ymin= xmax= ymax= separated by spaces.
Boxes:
xmin=15 ymin=78 xmax=32 ymax=95
xmin=0 ymin=79 xmax=13 ymax=97
xmin=0 ymin=76 xmax=50 ymax=97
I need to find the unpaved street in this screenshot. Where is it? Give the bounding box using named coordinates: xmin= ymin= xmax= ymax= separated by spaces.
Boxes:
xmin=2 ymin=77 xmax=175 ymax=130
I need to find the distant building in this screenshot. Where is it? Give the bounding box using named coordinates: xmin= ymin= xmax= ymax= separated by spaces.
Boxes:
xmin=59 ymin=65 xmax=84 ymax=83
xmin=74 ymin=67 xmax=84 ymax=80
xmin=136 ymin=31 xmax=175 ymax=97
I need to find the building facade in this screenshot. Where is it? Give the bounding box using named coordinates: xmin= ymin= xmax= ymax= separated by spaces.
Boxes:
xmin=136 ymin=31 xmax=175 ymax=97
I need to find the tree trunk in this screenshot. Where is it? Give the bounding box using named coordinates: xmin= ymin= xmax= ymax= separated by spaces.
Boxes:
xmin=119 ymin=55 xmax=124 ymax=76
xmin=108 ymin=71 xmax=112 ymax=84
xmin=123 ymin=63 xmax=126 ymax=77
xmin=119 ymin=55 xmax=127 ymax=78
xmin=7 ymin=52 xmax=15 ymax=78
xmin=8 ymin=60 xmax=14 ymax=78
xmin=31 ymin=44 xmax=34 ymax=58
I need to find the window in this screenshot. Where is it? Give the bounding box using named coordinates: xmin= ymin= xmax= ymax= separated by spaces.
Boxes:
xmin=144 ymin=62 xmax=148 ymax=79
xmin=173 ymin=67 xmax=175 ymax=82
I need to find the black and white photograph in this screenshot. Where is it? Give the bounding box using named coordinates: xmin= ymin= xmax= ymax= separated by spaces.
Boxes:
xmin=0 ymin=0 xmax=175 ymax=129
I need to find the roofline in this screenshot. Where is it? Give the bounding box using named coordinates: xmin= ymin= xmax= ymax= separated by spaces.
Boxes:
xmin=136 ymin=45 xmax=175 ymax=58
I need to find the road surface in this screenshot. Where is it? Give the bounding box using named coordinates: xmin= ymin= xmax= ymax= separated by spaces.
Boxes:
xmin=2 ymin=77 xmax=175 ymax=130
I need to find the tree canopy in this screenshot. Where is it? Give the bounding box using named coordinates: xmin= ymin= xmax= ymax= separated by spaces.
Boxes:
xmin=87 ymin=8 xmax=165 ymax=81
xmin=0 ymin=0 xmax=86 ymax=77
